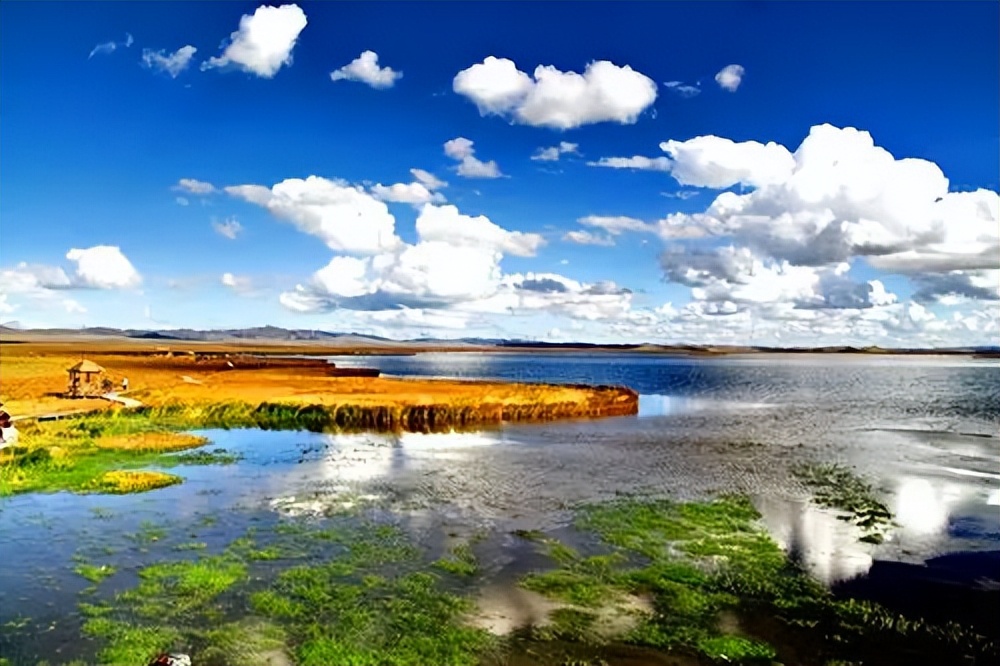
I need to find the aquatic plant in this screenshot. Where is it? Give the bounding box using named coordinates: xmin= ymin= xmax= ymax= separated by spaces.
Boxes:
xmin=792 ymin=463 xmax=894 ymax=544
xmin=73 ymin=562 xmax=117 ymax=584
xmin=171 ymin=448 xmax=242 ymax=465
xmin=434 ymin=543 xmax=479 ymax=576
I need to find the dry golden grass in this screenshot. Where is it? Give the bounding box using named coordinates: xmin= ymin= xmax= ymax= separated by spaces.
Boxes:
xmin=0 ymin=339 xmax=638 ymax=421
xmin=94 ymin=432 xmax=210 ymax=452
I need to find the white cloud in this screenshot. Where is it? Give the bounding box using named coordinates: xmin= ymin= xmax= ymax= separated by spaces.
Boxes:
xmin=452 ymin=57 xmax=533 ymax=115
xmin=494 ymin=272 xmax=634 ymax=321
xmin=66 ymin=246 xmax=142 ymax=289
xmin=175 ymin=197 xmax=190 ymax=206
xmin=63 ymin=299 xmax=87 ymax=314
xmin=453 ymin=57 xmax=657 ymax=129
xmin=203 ymin=4 xmax=307 ymax=78
xmin=226 ymin=176 xmax=401 ymax=255
xmin=0 ymin=264 xmax=71 ymax=294
xmin=661 ymin=190 xmax=699 ymax=200
xmin=579 ymin=215 xmax=654 ymax=235
xmin=531 ymin=141 xmax=579 ymax=162
xmin=212 ymin=217 xmax=243 ymax=239
xmin=563 ymin=230 xmax=615 ymax=247
xmin=410 ymin=168 xmax=447 ymax=190
xmin=662 ymin=248 xmax=897 ymax=311
xmin=660 ymin=125 xmax=1000 ymax=273
xmin=89 ymin=33 xmax=133 ymax=59
xmin=910 ymin=269 xmax=1000 ymax=303
xmin=142 ymin=45 xmax=198 ymax=78
xmin=659 ymin=135 xmax=795 ymax=188
xmin=330 ymin=50 xmax=402 ymax=89
xmin=280 ymin=243 xmax=503 ymax=313
xmin=370 ymin=182 xmax=445 ymax=205
xmin=415 ymin=204 xmax=543 ymax=257
xmin=564 ymin=213 xmax=709 ymax=245
xmin=664 ymin=81 xmax=701 ymax=98
xmin=174 ymin=178 xmax=216 ymax=195
xmin=444 ymin=137 xmax=503 ymax=178
xmin=221 ymin=272 xmax=253 ymax=294
xmin=0 ymin=294 xmax=15 ymax=315
xmin=365 ymin=307 xmax=470 ymax=330
xmin=715 ymin=64 xmax=745 ymax=92
xmin=655 ymin=213 xmax=715 ymax=240
xmin=587 ymin=155 xmax=671 ymax=172
xmin=1 ymin=251 xmax=140 ymax=310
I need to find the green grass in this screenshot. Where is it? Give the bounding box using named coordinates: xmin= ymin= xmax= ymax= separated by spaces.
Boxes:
xmin=434 ymin=543 xmax=479 ymax=576
xmin=247 ymin=522 xmax=495 ymax=665
xmin=81 ymin=619 xmax=182 ymax=666
xmin=697 ymin=635 xmax=777 ymax=664
xmin=73 ymin=562 xmax=117 ymax=584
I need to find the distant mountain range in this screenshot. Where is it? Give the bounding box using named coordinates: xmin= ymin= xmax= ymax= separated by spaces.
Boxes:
xmin=1 ymin=323 xmax=997 ymax=355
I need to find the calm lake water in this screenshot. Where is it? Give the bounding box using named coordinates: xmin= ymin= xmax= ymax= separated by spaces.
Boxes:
xmin=1 ymin=353 xmax=998 ymax=663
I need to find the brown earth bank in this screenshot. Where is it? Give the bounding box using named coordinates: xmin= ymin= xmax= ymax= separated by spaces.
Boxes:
xmin=0 ymin=340 xmax=638 ymax=427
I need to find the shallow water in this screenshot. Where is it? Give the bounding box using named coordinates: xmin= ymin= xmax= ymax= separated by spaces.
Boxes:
xmin=1 ymin=353 xmax=998 ymax=663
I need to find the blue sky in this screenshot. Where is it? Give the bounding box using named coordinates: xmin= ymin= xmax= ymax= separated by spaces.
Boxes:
xmin=1 ymin=1 xmax=997 ymax=346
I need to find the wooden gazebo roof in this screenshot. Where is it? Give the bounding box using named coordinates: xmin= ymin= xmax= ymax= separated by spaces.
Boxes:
xmin=68 ymin=360 xmax=105 ymax=373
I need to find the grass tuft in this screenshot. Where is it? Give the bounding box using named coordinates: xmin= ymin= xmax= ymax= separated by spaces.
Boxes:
xmin=88 ymin=470 xmax=181 ymax=494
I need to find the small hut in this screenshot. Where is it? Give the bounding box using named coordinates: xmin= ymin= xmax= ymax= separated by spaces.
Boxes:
xmin=67 ymin=360 xmax=107 ymax=398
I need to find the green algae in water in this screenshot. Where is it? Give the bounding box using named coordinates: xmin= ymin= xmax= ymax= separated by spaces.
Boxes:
xmin=792 ymin=463 xmax=894 ymax=544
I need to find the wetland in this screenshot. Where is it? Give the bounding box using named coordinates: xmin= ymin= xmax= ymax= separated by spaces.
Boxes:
xmin=1 ymin=350 xmax=998 ymax=665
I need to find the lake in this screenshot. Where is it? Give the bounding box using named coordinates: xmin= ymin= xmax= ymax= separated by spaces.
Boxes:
xmin=1 ymin=352 xmax=998 ymax=664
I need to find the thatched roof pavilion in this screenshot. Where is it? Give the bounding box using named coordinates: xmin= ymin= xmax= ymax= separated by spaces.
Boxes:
xmin=67 ymin=359 xmax=106 ymax=397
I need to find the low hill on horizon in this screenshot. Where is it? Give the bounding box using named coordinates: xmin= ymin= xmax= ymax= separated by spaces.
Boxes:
xmin=1 ymin=324 xmax=997 ymax=356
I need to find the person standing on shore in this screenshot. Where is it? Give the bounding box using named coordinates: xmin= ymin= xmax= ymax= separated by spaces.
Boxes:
xmin=0 ymin=402 xmax=12 ymax=446
xmin=122 ymin=377 xmax=129 ymax=392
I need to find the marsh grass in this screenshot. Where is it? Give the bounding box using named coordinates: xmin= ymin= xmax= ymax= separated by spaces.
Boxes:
xmin=792 ymin=463 xmax=894 ymax=544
